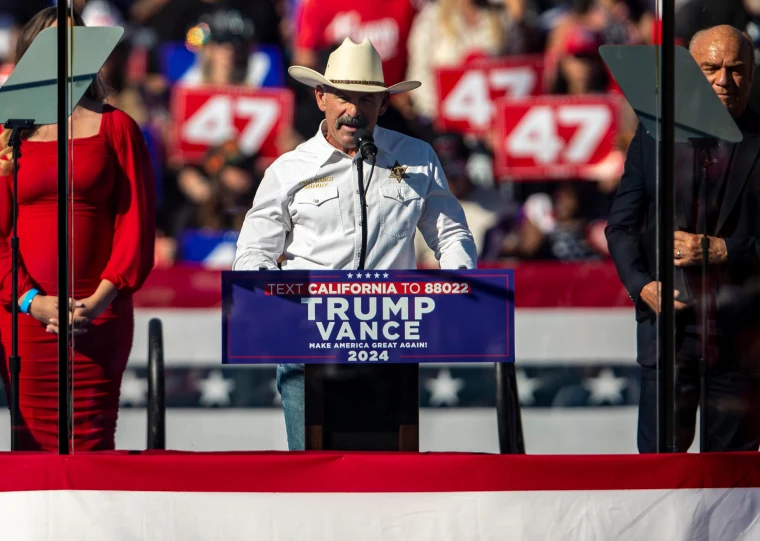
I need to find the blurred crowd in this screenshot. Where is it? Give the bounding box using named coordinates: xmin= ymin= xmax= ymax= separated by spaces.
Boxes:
xmin=1 ymin=0 xmax=752 ymax=270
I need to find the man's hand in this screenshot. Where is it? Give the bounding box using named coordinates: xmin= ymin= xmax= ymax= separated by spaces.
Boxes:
xmin=639 ymin=281 xmax=688 ymax=313
xmin=674 ymin=231 xmax=728 ymax=266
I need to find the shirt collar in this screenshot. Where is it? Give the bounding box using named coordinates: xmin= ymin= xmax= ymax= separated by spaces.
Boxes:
xmin=311 ymin=120 xmax=386 ymax=167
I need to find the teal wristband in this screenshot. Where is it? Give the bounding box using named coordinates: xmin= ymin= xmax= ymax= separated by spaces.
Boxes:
xmin=20 ymin=289 xmax=39 ymax=315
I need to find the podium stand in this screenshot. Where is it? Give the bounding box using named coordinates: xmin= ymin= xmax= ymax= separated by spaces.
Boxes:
xmin=305 ymin=364 xmax=419 ymax=451
xmin=222 ymin=269 xmax=517 ymax=453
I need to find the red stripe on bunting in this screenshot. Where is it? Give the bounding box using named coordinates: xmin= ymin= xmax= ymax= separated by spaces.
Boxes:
xmin=0 ymin=452 xmax=758 ymax=493
xmin=134 ymin=262 xmax=632 ymax=309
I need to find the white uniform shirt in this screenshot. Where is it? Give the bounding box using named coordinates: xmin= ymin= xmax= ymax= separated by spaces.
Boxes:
xmin=233 ymin=121 xmax=477 ymax=271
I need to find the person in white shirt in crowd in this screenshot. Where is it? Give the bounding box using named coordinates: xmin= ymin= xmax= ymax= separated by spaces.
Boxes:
xmin=406 ymin=0 xmax=531 ymax=123
xmin=414 ymin=132 xmax=503 ymax=266
xmin=233 ymin=37 xmax=477 ymax=450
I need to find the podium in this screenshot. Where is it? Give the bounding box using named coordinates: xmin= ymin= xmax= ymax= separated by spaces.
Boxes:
xmin=222 ymin=269 xmax=517 ymax=452
xmin=305 ymin=363 xmax=419 ymax=451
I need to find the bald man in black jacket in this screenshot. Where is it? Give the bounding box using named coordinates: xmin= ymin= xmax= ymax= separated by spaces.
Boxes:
xmin=606 ymin=25 xmax=760 ymax=453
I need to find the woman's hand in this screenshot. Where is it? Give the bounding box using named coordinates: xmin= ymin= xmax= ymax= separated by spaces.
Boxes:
xmin=23 ymin=294 xmax=88 ymax=336
xmin=71 ymin=295 xmax=109 ymax=322
xmin=45 ymin=297 xmax=90 ymax=336
xmin=26 ymin=294 xmax=57 ymax=327
xmin=45 ymin=281 xmax=118 ymax=335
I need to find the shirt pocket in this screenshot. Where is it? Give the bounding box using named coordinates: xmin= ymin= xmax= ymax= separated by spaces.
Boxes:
xmin=379 ymin=183 xmax=423 ymax=239
xmin=292 ymin=185 xmax=343 ymax=234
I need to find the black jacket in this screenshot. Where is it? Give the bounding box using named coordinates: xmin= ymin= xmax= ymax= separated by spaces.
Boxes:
xmin=605 ymin=108 xmax=760 ymax=365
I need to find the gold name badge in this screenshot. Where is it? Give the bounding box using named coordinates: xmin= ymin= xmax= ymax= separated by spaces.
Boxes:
xmin=299 ymin=176 xmax=335 ymax=189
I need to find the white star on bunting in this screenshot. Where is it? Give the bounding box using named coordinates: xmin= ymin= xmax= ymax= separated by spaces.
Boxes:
xmin=583 ymin=368 xmax=628 ymax=405
xmin=516 ymin=369 xmax=543 ymax=406
xmin=197 ymin=370 xmax=235 ymax=407
xmin=425 ymin=368 xmax=465 ymax=406
xmin=119 ymin=370 xmax=148 ymax=407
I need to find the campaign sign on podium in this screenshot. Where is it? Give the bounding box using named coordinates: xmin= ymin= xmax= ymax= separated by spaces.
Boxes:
xmin=221 ymin=269 xmax=514 ymax=364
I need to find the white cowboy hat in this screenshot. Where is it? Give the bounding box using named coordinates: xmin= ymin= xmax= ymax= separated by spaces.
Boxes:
xmin=288 ymin=37 xmax=421 ymax=94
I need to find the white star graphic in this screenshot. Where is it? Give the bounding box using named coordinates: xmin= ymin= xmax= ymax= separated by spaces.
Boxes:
xmin=269 ymin=378 xmax=282 ymax=406
xmin=355 ymin=274 xmax=362 ymax=280
xmin=583 ymin=368 xmax=628 ymax=405
xmin=383 ymin=273 xmax=389 ymax=278
xmin=197 ymin=370 xmax=235 ymax=407
xmin=374 ymin=273 xmax=380 ymax=278
xmin=365 ymin=272 xmax=372 ymax=278
xmin=347 ymin=272 xmax=353 ymax=278
xmin=119 ymin=370 xmax=148 ymax=407
xmin=425 ymin=368 xmax=465 ymax=406
xmin=516 ymin=369 xmax=543 ymax=406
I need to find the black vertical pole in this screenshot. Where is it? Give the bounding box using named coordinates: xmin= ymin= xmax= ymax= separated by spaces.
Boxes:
xmin=659 ymin=0 xmax=677 ymax=453
xmin=147 ymin=319 xmax=166 ymax=450
xmin=57 ymin=2 xmax=71 ymax=455
xmin=9 ymin=129 xmax=22 ymax=451
xmin=9 ymin=137 xmax=18 ymax=452
xmin=495 ymin=363 xmax=525 ymax=454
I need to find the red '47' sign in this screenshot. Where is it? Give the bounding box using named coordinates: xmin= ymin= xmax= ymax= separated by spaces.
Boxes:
xmin=435 ymin=55 xmax=544 ymax=134
xmin=170 ymin=84 xmax=294 ymax=164
xmin=494 ymin=96 xmax=620 ymax=180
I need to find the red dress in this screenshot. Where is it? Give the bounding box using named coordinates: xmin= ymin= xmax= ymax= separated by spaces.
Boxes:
xmin=0 ymin=105 xmax=156 ymax=451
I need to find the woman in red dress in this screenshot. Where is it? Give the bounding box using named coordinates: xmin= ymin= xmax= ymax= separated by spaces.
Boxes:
xmin=0 ymin=8 xmax=156 ymax=451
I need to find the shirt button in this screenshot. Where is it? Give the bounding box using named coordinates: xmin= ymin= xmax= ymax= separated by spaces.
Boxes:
xmin=359 ymin=221 xmax=363 ymax=226
xmin=314 ymin=198 xmax=320 ymax=203
xmin=355 ymin=189 xmax=359 ymax=194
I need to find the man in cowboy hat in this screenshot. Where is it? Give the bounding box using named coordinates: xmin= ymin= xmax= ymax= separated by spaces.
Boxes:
xmin=233 ymin=37 xmax=477 ymax=451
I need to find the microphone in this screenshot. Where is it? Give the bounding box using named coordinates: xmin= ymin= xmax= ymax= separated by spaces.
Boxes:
xmin=352 ymin=128 xmax=377 ymax=270
xmin=353 ymin=128 xmax=377 ymax=165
